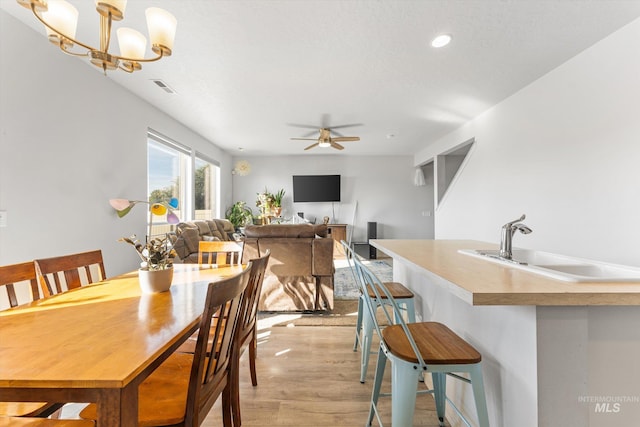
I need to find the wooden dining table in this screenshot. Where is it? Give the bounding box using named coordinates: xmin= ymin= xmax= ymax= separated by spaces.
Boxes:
xmin=0 ymin=263 xmax=246 ymax=427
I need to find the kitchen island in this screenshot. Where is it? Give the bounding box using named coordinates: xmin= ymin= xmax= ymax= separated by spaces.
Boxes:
xmin=370 ymin=239 xmax=640 ymax=427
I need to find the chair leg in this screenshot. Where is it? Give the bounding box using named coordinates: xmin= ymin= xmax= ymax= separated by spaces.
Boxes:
xmin=469 ymin=363 xmax=490 ymax=427
xmin=432 ymin=372 xmax=447 ymax=427
xmin=230 ymin=352 xmax=241 ymax=427
xmin=404 ymin=298 xmax=416 ymax=323
xmin=222 ymin=381 xmax=234 ymax=427
xmin=360 ymin=306 xmax=375 ymax=383
xmin=249 ymin=331 xmax=258 ymax=386
xmin=354 ymin=295 xmax=364 ymax=351
xmin=367 ymin=346 xmax=387 ymax=427
xmin=391 ymin=359 xmax=420 ymax=427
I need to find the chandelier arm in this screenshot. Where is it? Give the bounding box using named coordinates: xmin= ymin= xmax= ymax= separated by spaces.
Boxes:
xmin=117 ymin=50 xmax=165 ymax=64
xmin=25 ymin=2 xmax=172 ymax=72
xmin=59 ymin=43 xmax=90 ymax=57
xmin=100 ymin=13 xmax=113 ymax=53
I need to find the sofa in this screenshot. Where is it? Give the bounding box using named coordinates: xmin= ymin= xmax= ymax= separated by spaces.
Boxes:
xmin=242 ymin=223 xmax=334 ymax=312
xmin=169 ymin=219 xmax=237 ymax=263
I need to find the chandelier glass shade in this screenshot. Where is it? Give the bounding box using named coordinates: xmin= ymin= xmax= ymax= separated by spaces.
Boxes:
xmin=17 ymin=0 xmax=177 ymax=74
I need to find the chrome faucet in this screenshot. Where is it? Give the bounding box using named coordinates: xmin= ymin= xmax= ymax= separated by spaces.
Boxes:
xmin=499 ymin=214 xmax=532 ymax=260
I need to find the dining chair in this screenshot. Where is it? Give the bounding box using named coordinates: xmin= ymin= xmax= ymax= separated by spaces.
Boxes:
xmin=198 ymin=240 xmax=243 ymax=265
xmin=80 ymin=263 xmax=252 ymax=427
xmin=230 ymin=249 xmax=270 ymax=427
xmin=340 ymin=240 xmax=416 ymax=383
xmin=34 ymin=250 xmax=106 ymax=297
xmin=0 ymin=418 xmax=94 ymax=427
xmin=353 ymin=257 xmax=490 ymax=427
xmin=177 ymin=251 xmax=271 ymax=426
xmin=0 ymin=261 xmax=64 ymax=419
xmin=0 ymin=261 xmax=41 ymax=309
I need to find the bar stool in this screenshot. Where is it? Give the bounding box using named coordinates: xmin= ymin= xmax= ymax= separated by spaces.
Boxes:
xmin=341 ymin=240 xmax=416 ymax=383
xmin=354 ymin=257 xmax=490 ymax=427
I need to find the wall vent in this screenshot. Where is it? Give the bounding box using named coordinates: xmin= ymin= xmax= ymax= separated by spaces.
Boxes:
xmin=151 ymin=79 xmax=176 ymax=94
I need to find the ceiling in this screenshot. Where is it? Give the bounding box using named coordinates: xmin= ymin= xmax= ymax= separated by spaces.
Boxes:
xmin=3 ymin=0 xmax=640 ymax=156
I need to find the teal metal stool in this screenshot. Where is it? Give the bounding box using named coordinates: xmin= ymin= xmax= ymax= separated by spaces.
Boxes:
xmin=354 ymin=257 xmax=490 ymax=427
xmin=341 ymin=241 xmax=416 ymax=383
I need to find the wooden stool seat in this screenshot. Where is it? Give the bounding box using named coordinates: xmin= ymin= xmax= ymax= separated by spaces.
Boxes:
xmin=354 ymin=257 xmax=490 ymax=427
xmin=369 ymin=282 xmax=414 ymax=300
xmin=0 ymin=418 xmax=93 ymax=427
xmin=382 ymin=322 xmax=482 ymax=365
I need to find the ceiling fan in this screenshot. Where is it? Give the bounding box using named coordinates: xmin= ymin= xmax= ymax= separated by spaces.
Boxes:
xmin=291 ymin=128 xmax=360 ymax=151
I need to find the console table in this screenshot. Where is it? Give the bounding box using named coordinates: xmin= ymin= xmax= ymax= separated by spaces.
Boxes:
xmin=326 ymin=224 xmax=347 ymax=259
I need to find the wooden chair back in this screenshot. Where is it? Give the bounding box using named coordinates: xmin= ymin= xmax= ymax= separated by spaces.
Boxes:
xmin=237 ymin=249 xmax=270 ymax=345
xmin=198 ymin=240 xmax=243 ymax=265
xmin=35 ymin=250 xmax=106 ymax=297
xmin=0 ymin=261 xmax=41 ymax=309
xmin=185 ymin=263 xmax=251 ymax=426
xmin=230 ymin=249 xmax=270 ymax=426
xmin=0 ymin=263 xmax=65 ymax=417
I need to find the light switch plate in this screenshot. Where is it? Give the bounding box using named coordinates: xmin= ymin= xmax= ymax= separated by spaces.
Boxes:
xmin=0 ymin=210 xmax=7 ymax=227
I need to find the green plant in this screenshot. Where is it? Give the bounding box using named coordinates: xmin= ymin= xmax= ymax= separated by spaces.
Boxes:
xmin=109 ymin=197 xmax=180 ymax=270
xmin=271 ymin=188 xmax=285 ymax=207
xmin=226 ymin=201 xmax=254 ymax=229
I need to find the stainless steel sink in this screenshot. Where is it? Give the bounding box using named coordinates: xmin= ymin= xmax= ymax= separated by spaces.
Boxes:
xmin=458 ymin=249 xmax=640 ymax=282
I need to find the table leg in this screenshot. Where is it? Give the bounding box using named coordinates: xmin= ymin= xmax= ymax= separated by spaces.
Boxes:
xmin=96 ymin=385 xmax=138 ymax=427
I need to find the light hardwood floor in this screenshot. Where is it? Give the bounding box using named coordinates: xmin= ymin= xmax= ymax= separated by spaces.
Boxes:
xmin=205 ymin=324 xmax=449 ymax=426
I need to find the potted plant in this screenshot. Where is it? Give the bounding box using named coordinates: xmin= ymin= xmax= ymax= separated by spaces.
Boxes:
xmin=271 ymin=189 xmax=285 ymax=217
xmin=109 ymin=197 xmax=179 ymax=293
xmin=225 ymin=201 xmax=254 ymax=231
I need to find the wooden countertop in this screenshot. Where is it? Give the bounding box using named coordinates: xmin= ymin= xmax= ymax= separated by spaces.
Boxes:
xmin=369 ymin=239 xmax=640 ymax=306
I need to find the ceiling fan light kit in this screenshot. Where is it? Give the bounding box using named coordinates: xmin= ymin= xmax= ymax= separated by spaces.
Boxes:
xmin=17 ymin=0 xmax=177 ymax=74
xmin=291 ymin=127 xmax=360 ymax=151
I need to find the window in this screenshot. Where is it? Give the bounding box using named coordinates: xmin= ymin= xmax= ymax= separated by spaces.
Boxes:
xmin=194 ymin=154 xmax=220 ymax=220
xmin=147 ymin=130 xmax=220 ymax=235
xmin=147 ymin=131 xmax=189 ymax=235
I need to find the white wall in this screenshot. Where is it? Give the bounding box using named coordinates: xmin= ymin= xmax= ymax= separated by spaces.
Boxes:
xmin=412 ymin=16 xmax=640 ymax=427
xmin=0 ymin=10 xmax=232 ymax=275
xmin=415 ymin=17 xmax=640 ymax=267
xmin=230 ymin=155 xmax=434 ymax=242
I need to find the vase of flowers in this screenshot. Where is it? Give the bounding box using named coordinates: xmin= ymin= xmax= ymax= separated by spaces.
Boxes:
xmin=256 ymin=189 xmax=274 ymax=224
xmin=109 ymin=197 xmax=180 ymax=293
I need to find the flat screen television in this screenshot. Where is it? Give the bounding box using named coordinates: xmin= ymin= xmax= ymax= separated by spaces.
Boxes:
xmin=292 ymin=175 xmax=341 ymax=202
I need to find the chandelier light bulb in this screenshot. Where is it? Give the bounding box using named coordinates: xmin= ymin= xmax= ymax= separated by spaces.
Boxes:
xmin=117 ymin=27 xmax=147 ymax=59
xmin=146 ymin=7 xmax=177 ymax=55
xmin=42 ymin=0 xmax=78 ymax=42
xmin=17 ymin=0 xmax=176 ymax=74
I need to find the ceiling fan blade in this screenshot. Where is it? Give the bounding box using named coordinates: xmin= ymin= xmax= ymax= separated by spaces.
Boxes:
xmin=332 ymin=136 xmax=360 ymax=142
xmin=291 ymin=138 xmax=318 ymax=141
xmin=330 ymin=123 xmax=364 ymax=130
xmin=330 ymin=142 xmax=345 ymax=150
xmin=304 ymin=142 xmax=320 ymax=150
xmin=287 ymin=123 xmax=321 ymax=129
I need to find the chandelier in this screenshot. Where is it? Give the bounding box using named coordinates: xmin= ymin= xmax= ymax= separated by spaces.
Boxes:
xmin=17 ymin=0 xmax=177 ymax=74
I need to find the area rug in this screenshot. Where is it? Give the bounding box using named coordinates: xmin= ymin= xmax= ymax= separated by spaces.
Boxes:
xmin=333 ymin=258 xmax=393 ymax=299
xmin=257 ymin=258 xmax=393 ymax=327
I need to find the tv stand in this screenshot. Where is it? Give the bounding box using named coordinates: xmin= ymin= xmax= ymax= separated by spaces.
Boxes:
xmin=326 ymin=224 xmax=347 ymax=259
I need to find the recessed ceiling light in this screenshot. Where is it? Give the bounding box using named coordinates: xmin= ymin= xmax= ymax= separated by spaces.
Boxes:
xmin=431 ymin=34 xmax=452 ymax=48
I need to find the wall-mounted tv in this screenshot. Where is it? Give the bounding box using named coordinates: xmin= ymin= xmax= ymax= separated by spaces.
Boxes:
xmin=292 ymin=175 xmax=341 ymax=203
